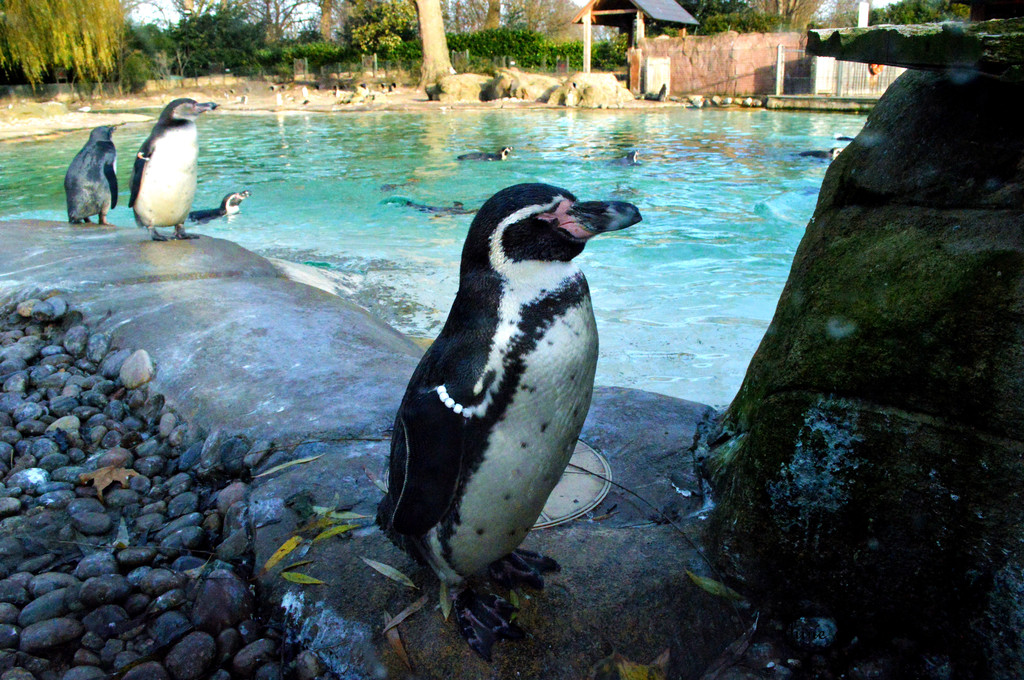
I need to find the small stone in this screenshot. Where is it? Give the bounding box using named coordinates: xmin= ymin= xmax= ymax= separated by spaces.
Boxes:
xmin=216 ymin=482 xmax=247 ymax=515
xmin=139 ymin=569 xmax=184 ymax=597
xmin=79 ymin=574 xmax=131 ymax=607
xmin=124 ymin=592 xmax=150 ymax=616
xmin=99 ymin=349 xmax=132 ymax=381
xmin=146 ymin=588 xmax=186 ymax=615
xmin=167 ymin=492 xmax=198 ymax=518
xmin=215 ymin=530 xmax=249 ymax=562
xmin=0 ymin=623 xmax=17 ymax=649
xmin=67 ymin=498 xmax=104 ymax=516
xmin=81 ymin=604 xmax=129 ymax=638
xmin=72 ymin=647 xmax=102 ymax=666
xmin=158 ymin=414 xmax=177 ymax=438
xmin=116 ymin=547 xmax=157 ymax=569
xmin=121 ymin=662 xmax=169 ymax=680
xmin=191 ymin=570 xmax=254 ymax=635
xmin=62 ymin=326 xmax=88 ymax=357
xmin=29 ymin=573 xmax=80 ymax=599
xmin=0 ymin=603 xmax=18 ymax=624
xmin=71 ymin=512 xmax=112 ymax=536
xmin=63 ymin=665 xmax=105 ymax=680
xmin=119 ymin=351 xmax=154 ymax=389
xmin=6 ymin=468 xmax=48 ymax=493
xmin=18 ymin=587 xmax=72 ymax=626
xmin=95 ymin=446 xmax=130 ymax=468
xmin=84 ymin=335 xmax=110 ymax=365
xmin=0 ymin=581 xmax=30 ymax=606
xmin=73 ymin=552 xmax=118 ymax=580
xmin=177 ymin=443 xmax=202 ymax=470
xmin=787 ymin=616 xmax=838 ymax=651
xmin=215 ymin=628 xmax=241 ymax=665
xmin=253 ymin=663 xmax=282 ymax=680
xmin=134 ymin=456 xmax=165 ymax=478
xmin=232 ymin=638 xmax=277 ymax=677
xmin=148 ymin=610 xmax=191 ymax=645
xmin=293 ymin=650 xmax=324 ymax=680
xmin=154 ymin=513 xmax=202 ymax=541
xmin=0 ymin=499 xmax=21 ymax=519
xmin=15 ymin=300 xmax=43 ymax=318
xmin=18 ymin=616 xmax=84 ymax=652
xmin=1 ymin=669 xmax=34 ymax=680
xmin=164 ymin=631 xmax=216 ymax=680
xmin=134 ymin=513 xmax=166 ymax=534
xmin=159 ymin=526 xmax=204 ymax=553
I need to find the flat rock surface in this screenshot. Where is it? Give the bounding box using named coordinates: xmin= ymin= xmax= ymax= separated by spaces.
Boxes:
xmin=808 ymin=18 xmax=1024 ymax=80
xmin=250 ymin=387 xmax=739 ymax=680
xmin=0 ymin=220 xmax=421 ymax=443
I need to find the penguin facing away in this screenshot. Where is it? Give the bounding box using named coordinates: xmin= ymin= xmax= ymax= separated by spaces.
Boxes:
xmin=64 ymin=125 xmax=118 ymax=225
xmin=610 ymin=149 xmax=641 ymax=166
xmin=188 ymin=190 xmax=251 ymax=224
xmin=129 ymin=98 xmax=218 ymax=241
xmin=377 ymin=183 xmax=642 ymax=660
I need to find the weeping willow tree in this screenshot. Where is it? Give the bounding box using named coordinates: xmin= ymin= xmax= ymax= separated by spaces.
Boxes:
xmin=0 ymin=0 xmax=124 ymax=84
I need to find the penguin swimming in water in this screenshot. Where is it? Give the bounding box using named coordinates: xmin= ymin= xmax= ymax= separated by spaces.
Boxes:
xmin=799 ymin=147 xmax=842 ymax=161
xmin=381 ymin=196 xmax=475 ymax=215
xmin=609 ymin=150 xmax=641 ymax=166
xmin=457 ymin=146 xmax=512 ymax=161
xmin=377 ymin=182 xmax=641 ymax=660
xmin=188 ymin=190 xmax=251 ymax=224
xmin=129 ymin=98 xmax=218 ymax=241
xmin=64 ymin=125 xmax=118 ymax=225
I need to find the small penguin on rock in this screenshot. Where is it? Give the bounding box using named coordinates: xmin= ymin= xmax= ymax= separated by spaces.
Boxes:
xmin=457 ymin=146 xmax=512 ymax=162
xmin=129 ymin=98 xmax=217 ymax=241
xmin=377 ymin=182 xmax=642 ymax=661
xmin=64 ymin=125 xmax=118 ymax=225
xmin=188 ymin=190 xmax=251 ymax=224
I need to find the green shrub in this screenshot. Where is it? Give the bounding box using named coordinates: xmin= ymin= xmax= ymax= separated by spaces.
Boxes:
xmin=119 ymin=51 xmax=153 ymax=92
xmin=699 ymin=11 xmax=785 ymax=35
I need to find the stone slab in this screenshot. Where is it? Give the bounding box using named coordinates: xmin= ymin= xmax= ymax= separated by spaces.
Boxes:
xmin=250 ymin=386 xmax=735 ymax=680
xmin=808 ymin=18 xmax=1024 ymax=81
xmin=0 ymin=220 xmax=422 ymax=443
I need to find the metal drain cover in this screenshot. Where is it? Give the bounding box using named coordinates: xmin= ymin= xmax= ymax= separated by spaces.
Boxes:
xmin=533 ymin=440 xmax=612 ymax=529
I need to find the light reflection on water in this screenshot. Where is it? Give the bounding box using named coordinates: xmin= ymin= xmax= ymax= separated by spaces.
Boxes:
xmin=0 ymin=107 xmax=865 ymax=408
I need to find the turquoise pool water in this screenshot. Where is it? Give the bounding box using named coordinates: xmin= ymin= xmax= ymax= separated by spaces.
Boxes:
xmin=0 ymin=107 xmax=865 ymax=407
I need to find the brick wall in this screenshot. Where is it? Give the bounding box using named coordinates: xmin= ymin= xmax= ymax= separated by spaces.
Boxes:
xmin=631 ymin=31 xmax=809 ymax=97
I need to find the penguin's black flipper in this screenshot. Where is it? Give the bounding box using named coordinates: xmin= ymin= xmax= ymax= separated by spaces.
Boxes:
xmin=103 ymin=147 xmax=118 ymax=209
xmin=381 ymin=386 xmax=465 ymax=537
xmin=129 ymin=137 xmax=154 ymax=208
xmin=454 ymin=590 xmax=524 ymax=662
xmin=488 ymin=549 xmax=560 ymax=590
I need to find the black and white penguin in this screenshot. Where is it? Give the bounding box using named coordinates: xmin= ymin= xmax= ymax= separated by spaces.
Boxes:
xmin=129 ymin=98 xmax=218 ymax=241
xmin=457 ymin=146 xmax=512 ymax=162
xmin=188 ymin=190 xmax=251 ymax=224
xmin=377 ymin=183 xmax=641 ymax=660
xmin=382 ymin=196 xmax=475 ymax=216
xmin=64 ymin=125 xmax=118 ymax=225
xmin=799 ymin=147 xmax=842 ymax=161
xmin=609 ymin=150 xmax=641 ymax=166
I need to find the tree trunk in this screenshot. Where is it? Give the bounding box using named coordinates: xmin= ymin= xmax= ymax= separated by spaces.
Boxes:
xmin=411 ymin=0 xmax=454 ymax=88
xmin=320 ymin=0 xmax=335 ymax=41
xmin=483 ymin=0 xmax=500 ymax=30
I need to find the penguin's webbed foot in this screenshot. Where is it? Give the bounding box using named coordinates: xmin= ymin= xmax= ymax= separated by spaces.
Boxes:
xmin=149 ymin=228 xmax=169 ymax=242
xmin=173 ymin=225 xmax=199 ymax=240
xmin=488 ymin=549 xmax=560 ymax=590
xmin=454 ymin=589 xmax=523 ymax=662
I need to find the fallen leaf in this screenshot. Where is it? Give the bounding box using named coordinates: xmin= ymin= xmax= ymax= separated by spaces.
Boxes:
xmin=384 ymin=612 xmax=413 ymax=670
xmin=261 ymin=536 xmax=303 ymax=575
xmin=79 ymin=466 xmax=141 ymax=502
xmin=382 ymin=594 xmax=428 ymax=634
xmin=294 ymin=516 xmax=340 ymax=535
xmin=253 ymin=454 xmax=325 ymax=478
xmin=363 ymin=465 xmax=389 ymax=493
xmin=312 ymin=524 xmax=358 ymax=543
xmin=439 ymin=581 xmax=452 ymax=621
xmin=588 ymin=651 xmax=667 ymax=680
xmin=281 ymin=572 xmax=326 ymax=585
xmin=686 ymin=571 xmax=744 ymax=601
xmin=312 ymin=506 xmax=368 ymax=521
xmin=362 ymin=557 xmax=417 ymax=589
xmin=281 ymin=560 xmax=314 ymax=572
xmin=112 ymin=518 xmax=130 ymax=550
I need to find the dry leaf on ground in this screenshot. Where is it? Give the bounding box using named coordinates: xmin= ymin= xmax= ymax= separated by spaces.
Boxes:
xmin=260 ymin=535 xmax=303 ymax=575
xmin=79 ymin=466 xmax=140 ymax=502
xmin=253 ymin=454 xmax=324 ymax=478
xmin=384 ymin=612 xmax=413 ymax=670
xmin=685 ymin=571 xmax=744 ymax=601
xmin=281 ymin=572 xmax=326 ymax=585
xmin=362 ymin=557 xmax=417 ymax=589
xmin=587 ymin=650 xmax=669 ymax=680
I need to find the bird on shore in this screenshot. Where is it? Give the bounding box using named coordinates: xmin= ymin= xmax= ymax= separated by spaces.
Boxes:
xmin=129 ymin=98 xmax=218 ymax=241
xmin=64 ymin=125 xmax=118 ymax=225
xmin=377 ymin=183 xmax=642 ymax=661
xmin=457 ymin=146 xmax=512 ymax=161
xmin=188 ymin=190 xmax=251 ymax=224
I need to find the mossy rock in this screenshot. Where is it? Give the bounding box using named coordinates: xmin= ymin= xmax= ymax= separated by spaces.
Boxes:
xmin=703 ymin=69 xmax=1024 ymax=677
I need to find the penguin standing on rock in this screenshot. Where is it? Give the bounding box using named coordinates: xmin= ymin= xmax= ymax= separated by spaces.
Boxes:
xmin=129 ymin=98 xmax=218 ymax=241
xmin=377 ymin=183 xmax=642 ymax=661
xmin=64 ymin=125 xmax=118 ymax=225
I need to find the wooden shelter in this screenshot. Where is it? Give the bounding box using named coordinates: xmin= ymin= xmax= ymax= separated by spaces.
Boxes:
xmin=572 ymin=0 xmax=698 ymax=72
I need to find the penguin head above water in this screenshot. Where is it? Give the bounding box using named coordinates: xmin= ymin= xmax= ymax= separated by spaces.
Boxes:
xmin=158 ymin=98 xmax=218 ymax=125
xmin=221 ymin=190 xmax=251 ymax=214
xmin=499 ymin=146 xmax=513 ymax=160
xmin=461 ymin=183 xmax=642 ymax=271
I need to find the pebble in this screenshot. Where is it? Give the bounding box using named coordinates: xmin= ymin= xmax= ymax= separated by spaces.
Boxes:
xmin=191 ymin=570 xmax=254 ymax=634
xmin=71 ymin=512 xmax=112 ymax=535
xmin=164 ymin=631 xmax=216 ymax=680
xmin=0 ymin=603 xmax=18 ymax=624
xmin=0 ymin=498 xmax=21 ymax=519
xmin=120 ymin=350 xmax=155 ymax=389
xmin=0 ymin=622 xmax=18 ymax=649
xmin=63 ymin=666 xmax=106 ymax=680
xmin=116 ymin=547 xmax=157 ymax=569
xmin=99 ymin=349 xmax=133 ymax=380
xmin=73 ymin=552 xmax=118 ymax=580
xmin=121 ymin=662 xmax=169 ymax=680
xmin=232 ymin=638 xmax=278 ymax=677
xmin=18 ymin=616 xmax=84 ymax=652
xmin=167 ymin=492 xmax=198 ymax=518
xmin=216 ymin=482 xmax=247 ymax=514
xmin=6 ymin=468 xmax=48 ymax=493
xmin=81 ymin=604 xmax=128 ymax=638
xmin=139 ymin=569 xmax=183 ymax=597
xmin=19 ymin=587 xmax=74 ymax=626
xmin=29 ymin=573 xmax=80 ymax=599
xmin=79 ymin=574 xmax=131 ymax=607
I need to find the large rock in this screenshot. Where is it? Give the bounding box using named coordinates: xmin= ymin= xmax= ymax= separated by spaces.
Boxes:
xmin=251 ymin=387 xmax=738 ymax=680
xmin=702 ymin=69 xmax=1024 ymax=677
xmin=482 ymin=68 xmax=561 ymax=102
xmin=426 ymin=74 xmax=491 ymax=103
xmin=548 ymin=72 xmax=635 ymax=109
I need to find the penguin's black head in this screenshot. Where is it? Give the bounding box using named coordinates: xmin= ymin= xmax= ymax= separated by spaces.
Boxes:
xmin=160 ymin=98 xmax=218 ymax=124
xmin=462 ymin=183 xmax=641 ymax=272
xmin=88 ymin=126 xmax=115 ymax=143
xmin=499 ymin=146 xmax=513 ymax=160
xmin=222 ymin=190 xmax=251 ymax=209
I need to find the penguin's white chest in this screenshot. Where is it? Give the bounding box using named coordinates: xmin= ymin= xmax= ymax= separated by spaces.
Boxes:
xmin=438 ymin=295 xmax=598 ymax=579
xmin=135 ymin=126 xmax=199 ymax=227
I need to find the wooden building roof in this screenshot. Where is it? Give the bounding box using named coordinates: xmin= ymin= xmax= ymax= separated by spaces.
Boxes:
xmin=572 ymin=0 xmax=699 ymax=28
